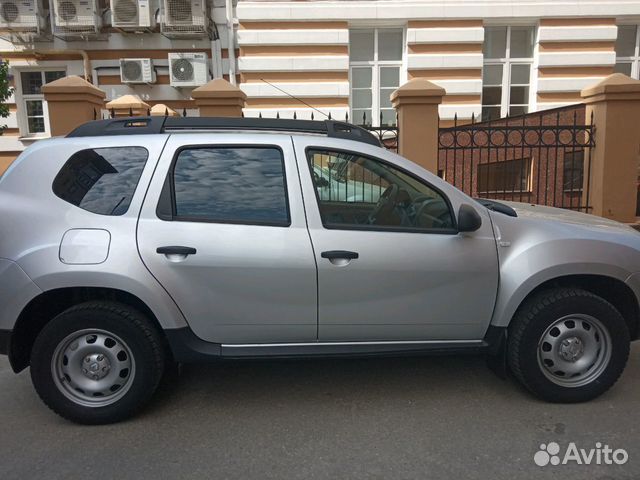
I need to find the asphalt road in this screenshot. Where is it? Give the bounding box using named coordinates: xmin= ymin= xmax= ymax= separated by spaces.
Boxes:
xmin=1 ymin=344 xmax=639 ymax=480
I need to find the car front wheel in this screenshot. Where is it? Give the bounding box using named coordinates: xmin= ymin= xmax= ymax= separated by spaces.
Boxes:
xmin=507 ymin=288 xmax=630 ymax=403
xmin=30 ymin=301 xmax=165 ymax=424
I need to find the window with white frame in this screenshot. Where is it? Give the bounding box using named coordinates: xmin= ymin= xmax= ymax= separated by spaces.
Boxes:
xmin=615 ymin=25 xmax=640 ymax=79
xmin=349 ymin=28 xmax=403 ymax=127
xmin=18 ymin=70 xmax=66 ymax=136
xmin=482 ymin=26 xmax=535 ymax=121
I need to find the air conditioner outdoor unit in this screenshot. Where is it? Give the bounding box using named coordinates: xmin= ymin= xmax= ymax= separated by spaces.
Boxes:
xmin=0 ymin=0 xmax=43 ymax=33
xmin=120 ymin=58 xmax=156 ymax=84
xmin=52 ymin=0 xmax=100 ymax=36
xmin=111 ymin=0 xmax=155 ymax=30
xmin=161 ymin=0 xmax=207 ymax=37
xmin=168 ymin=52 xmax=208 ymax=87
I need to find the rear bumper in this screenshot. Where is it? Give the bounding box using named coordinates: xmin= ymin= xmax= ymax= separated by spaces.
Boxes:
xmin=0 ymin=329 xmax=10 ymax=356
xmin=0 ymin=258 xmax=41 ymax=332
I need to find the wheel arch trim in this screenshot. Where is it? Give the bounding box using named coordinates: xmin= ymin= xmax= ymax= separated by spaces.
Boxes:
xmin=491 ymin=266 xmax=638 ymax=333
xmin=8 ymin=284 xmax=185 ymax=373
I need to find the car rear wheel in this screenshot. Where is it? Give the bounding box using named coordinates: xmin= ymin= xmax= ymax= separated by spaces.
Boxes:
xmin=30 ymin=301 xmax=165 ymax=424
xmin=507 ymin=288 xmax=630 ymax=402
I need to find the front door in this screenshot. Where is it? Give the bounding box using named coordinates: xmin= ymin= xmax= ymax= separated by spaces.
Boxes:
xmin=293 ymin=138 xmax=500 ymax=342
xmin=137 ymin=135 xmax=317 ymax=344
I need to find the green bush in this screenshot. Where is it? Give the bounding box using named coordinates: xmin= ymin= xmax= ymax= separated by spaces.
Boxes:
xmin=0 ymin=60 xmax=14 ymax=133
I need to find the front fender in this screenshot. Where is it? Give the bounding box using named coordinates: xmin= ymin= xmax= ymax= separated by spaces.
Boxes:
xmin=490 ymin=238 xmax=635 ymax=328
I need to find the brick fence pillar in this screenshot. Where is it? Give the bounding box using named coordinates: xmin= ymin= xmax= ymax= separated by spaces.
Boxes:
xmin=192 ymin=78 xmax=246 ymax=117
xmin=391 ymin=79 xmax=445 ymax=173
xmin=41 ymin=75 xmax=105 ymax=136
xmin=581 ymin=74 xmax=640 ymax=222
xmin=105 ymin=94 xmax=150 ymax=117
xmin=150 ymin=104 xmax=179 ymax=117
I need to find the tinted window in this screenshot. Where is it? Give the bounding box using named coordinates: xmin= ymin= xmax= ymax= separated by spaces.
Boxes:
xmin=308 ymin=149 xmax=454 ymax=232
xmin=52 ymin=147 xmax=148 ymax=216
xmin=171 ymin=147 xmax=289 ymax=226
xmin=477 ymin=157 xmax=532 ymax=194
xmin=562 ymin=150 xmax=584 ymax=192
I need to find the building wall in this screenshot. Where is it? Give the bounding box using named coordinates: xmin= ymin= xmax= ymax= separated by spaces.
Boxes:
xmin=406 ymin=20 xmax=484 ymax=123
xmin=536 ymin=18 xmax=617 ymax=110
xmin=237 ymin=20 xmax=349 ymax=120
xmin=0 ymin=151 xmax=20 ymax=175
xmin=235 ymin=1 xmax=637 ymax=126
xmin=0 ymin=0 xmax=639 ymax=166
xmin=0 ymin=0 xmax=234 ymax=158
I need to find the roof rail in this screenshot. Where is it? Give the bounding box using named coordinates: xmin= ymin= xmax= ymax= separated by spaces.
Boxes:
xmin=66 ymin=117 xmax=382 ymax=147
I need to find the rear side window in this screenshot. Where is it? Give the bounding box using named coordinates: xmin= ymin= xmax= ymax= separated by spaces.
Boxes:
xmin=52 ymin=147 xmax=148 ymax=216
xmin=169 ymin=146 xmax=290 ymax=226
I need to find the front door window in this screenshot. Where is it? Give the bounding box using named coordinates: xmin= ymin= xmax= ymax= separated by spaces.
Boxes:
xmin=308 ymin=148 xmax=455 ymax=232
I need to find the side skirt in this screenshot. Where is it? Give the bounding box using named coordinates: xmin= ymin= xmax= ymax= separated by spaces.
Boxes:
xmin=164 ymin=326 xmax=506 ymax=363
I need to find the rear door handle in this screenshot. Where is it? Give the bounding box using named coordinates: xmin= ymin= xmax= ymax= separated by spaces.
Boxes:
xmin=321 ymin=250 xmax=359 ymax=260
xmin=156 ymin=246 xmax=197 ymax=256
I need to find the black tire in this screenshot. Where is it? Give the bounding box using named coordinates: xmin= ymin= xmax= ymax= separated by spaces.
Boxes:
xmin=30 ymin=301 xmax=165 ymax=424
xmin=507 ymin=288 xmax=630 ymax=403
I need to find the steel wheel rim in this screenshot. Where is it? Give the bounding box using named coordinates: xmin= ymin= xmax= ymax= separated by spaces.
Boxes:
xmin=537 ymin=314 xmax=611 ymax=388
xmin=51 ymin=329 xmax=136 ymax=407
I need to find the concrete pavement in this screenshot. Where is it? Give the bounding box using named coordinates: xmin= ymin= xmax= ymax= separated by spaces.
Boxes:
xmin=1 ymin=344 xmax=639 ymax=479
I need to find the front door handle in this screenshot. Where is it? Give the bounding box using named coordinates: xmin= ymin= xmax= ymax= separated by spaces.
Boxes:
xmin=156 ymin=246 xmax=197 ymax=256
xmin=321 ymin=250 xmax=359 ymax=260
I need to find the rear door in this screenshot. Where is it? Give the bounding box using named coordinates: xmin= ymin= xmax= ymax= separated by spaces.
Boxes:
xmin=137 ymin=134 xmax=318 ymax=344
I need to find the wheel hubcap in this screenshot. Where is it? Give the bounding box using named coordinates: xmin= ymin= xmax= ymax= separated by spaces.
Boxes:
xmin=559 ymin=336 xmax=584 ymax=362
xmin=537 ymin=314 xmax=611 ymax=388
xmin=81 ymin=353 xmax=111 ymax=381
xmin=51 ymin=329 xmax=136 ymax=407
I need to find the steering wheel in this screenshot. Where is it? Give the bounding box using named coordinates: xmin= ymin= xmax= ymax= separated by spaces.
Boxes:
xmin=368 ymin=184 xmax=400 ymax=225
xmin=312 ymin=170 xmax=329 ymax=188
xmin=414 ymin=197 xmax=450 ymax=229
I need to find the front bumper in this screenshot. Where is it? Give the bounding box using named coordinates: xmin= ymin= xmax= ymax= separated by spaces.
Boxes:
xmin=0 ymin=329 xmax=10 ymax=356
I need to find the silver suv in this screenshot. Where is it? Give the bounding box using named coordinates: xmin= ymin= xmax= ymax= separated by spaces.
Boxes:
xmin=0 ymin=117 xmax=638 ymax=424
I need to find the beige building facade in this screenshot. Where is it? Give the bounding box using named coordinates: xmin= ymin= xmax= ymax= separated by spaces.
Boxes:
xmin=0 ymin=0 xmax=639 ymax=168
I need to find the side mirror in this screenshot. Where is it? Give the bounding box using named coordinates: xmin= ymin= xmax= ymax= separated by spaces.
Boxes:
xmin=457 ymin=204 xmax=482 ymax=232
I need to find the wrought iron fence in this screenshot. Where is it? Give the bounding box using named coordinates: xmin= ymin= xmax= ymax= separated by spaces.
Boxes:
xmin=438 ymin=104 xmax=595 ymax=212
xmin=251 ymin=110 xmax=399 ymax=153
xmin=96 ymin=105 xmax=399 ymax=153
xmin=352 ymin=111 xmax=399 ymax=153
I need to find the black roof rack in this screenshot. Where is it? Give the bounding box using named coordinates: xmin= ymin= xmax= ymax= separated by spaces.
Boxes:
xmin=66 ymin=116 xmax=382 ymax=147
